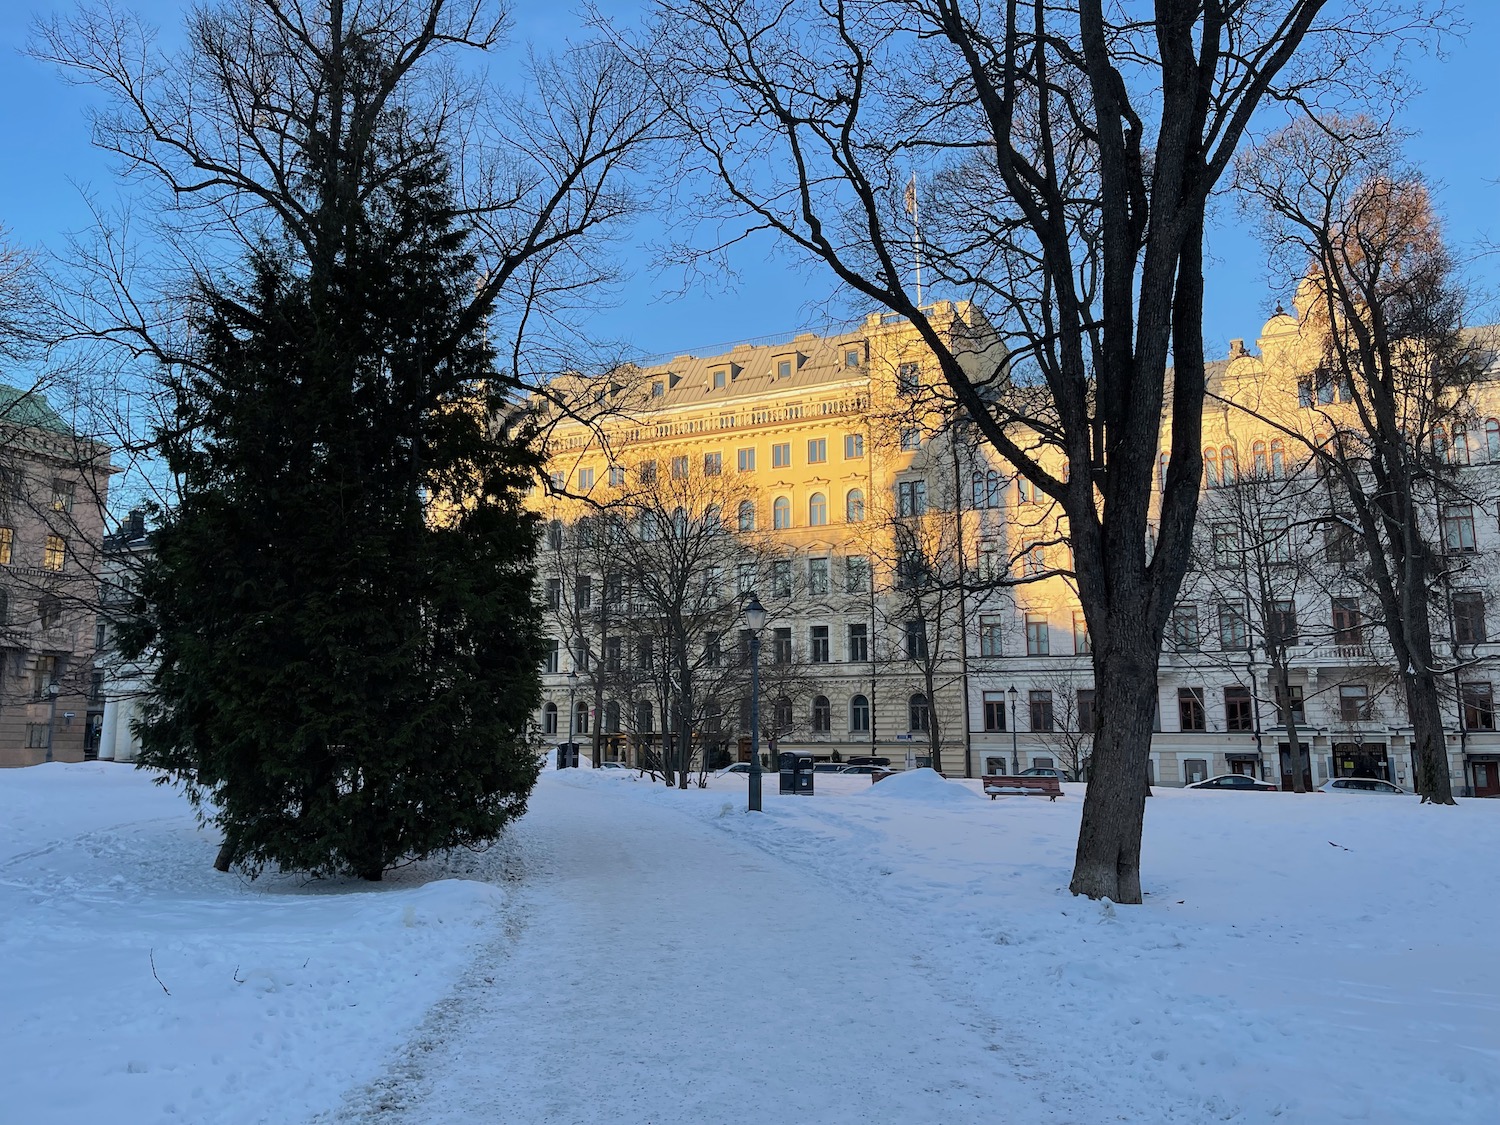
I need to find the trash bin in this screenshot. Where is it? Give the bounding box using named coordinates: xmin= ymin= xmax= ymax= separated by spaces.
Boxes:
xmin=556 ymin=742 xmax=580 ymax=769
xmin=779 ymin=751 xmax=815 ymax=795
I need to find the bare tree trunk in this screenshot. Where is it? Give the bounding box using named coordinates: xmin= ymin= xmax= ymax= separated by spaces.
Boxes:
xmin=1408 ymin=668 xmax=1455 ymax=803
xmin=1269 ymin=661 xmax=1308 ymax=793
xmin=1069 ymin=644 xmax=1155 ymax=903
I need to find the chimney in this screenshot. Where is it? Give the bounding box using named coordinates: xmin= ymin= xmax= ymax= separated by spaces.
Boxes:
xmin=1229 ymin=339 xmax=1247 ymax=358
xmin=127 ymin=509 xmax=145 ymax=540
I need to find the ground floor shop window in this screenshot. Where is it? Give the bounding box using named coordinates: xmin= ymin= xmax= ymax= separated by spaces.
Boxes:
xmin=1183 ymin=758 xmax=1208 ymax=784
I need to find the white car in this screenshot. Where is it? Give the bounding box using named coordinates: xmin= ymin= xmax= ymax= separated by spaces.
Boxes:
xmin=715 ymin=762 xmax=754 ymax=776
xmin=1319 ymin=777 xmax=1408 ymax=795
xmin=598 ymin=761 xmax=632 ymax=770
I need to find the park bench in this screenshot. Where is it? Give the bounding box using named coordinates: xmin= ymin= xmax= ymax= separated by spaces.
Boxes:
xmin=981 ymin=774 xmax=1062 ymax=801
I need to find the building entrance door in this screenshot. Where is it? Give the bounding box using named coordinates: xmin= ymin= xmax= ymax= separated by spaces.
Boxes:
xmin=1472 ymin=760 xmax=1500 ymax=798
xmin=1278 ymin=742 xmax=1312 ymax=790
xmin=1228 ymin=756 xmax=1260 ymax=779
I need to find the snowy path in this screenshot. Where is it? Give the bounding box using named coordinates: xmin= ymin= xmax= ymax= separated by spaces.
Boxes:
xmin=331 ymin=775 xmax=1063 ymax=1125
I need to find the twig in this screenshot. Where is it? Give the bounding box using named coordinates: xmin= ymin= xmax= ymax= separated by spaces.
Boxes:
xmin=149 ymin=948 xmax=170 ymax=996
xmin=232 ymin=965 xmax=244 ymax=983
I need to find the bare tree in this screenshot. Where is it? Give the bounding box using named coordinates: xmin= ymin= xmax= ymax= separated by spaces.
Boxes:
xmin=626 ymin=0 xmax=1447 ymax=900
xmin=1235 ymin=116 xmax=1492 ymax=803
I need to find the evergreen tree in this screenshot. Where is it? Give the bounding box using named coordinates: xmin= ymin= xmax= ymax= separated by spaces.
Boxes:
xmin=124 ymin=30 xmax=545 ymax=880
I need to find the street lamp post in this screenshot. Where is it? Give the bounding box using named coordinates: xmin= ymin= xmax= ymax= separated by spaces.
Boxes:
xmin=1008 ymin=685 xmax=1020 ymax=775
xmin=744 ymin=593 xmax=767 ymax=812
xmin=567 ymin=667 xmax=579 ymax=767
xmin=44 ymin=680 xmax=60 ymax=763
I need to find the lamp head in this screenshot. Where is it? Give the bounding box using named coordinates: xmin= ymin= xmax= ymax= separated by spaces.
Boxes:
xmin=1007 ymin=684 xmax=1018 ymax=701
xmin=743 ymin=593 xmax=767 ymax=634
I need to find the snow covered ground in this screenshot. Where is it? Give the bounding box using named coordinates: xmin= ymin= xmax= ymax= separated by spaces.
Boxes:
xmin=3 ymin=762 xmax=1497 ymax=1124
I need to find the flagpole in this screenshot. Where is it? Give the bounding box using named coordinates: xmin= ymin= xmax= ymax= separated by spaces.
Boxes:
xmin=906 ymin=172 xmax=923 ymax=308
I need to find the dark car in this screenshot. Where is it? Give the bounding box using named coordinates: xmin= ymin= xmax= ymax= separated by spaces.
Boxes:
xmin=1186 ymin=774 xmax=1279 ymax=791
xmin=812 ymin=762 xmax=849 ymax=774
xmin=846 ymin=756 xmax=891 ymax=768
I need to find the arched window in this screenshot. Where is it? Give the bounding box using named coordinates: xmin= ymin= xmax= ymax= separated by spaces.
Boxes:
xmin=850 ymin=694 xmax=870 ymax=733
xmin=1450 ymin=427 xmax=1471 ymax=465
xmin=1158 ymin=452 xmax=1170 ymax=491
xmin=1270 ymin=439 xmax=1286 ymax=478
xmin=575 ymin=701 xmax=590 ymax=735
xmin=908 ymin=693 xmax=931 ymax=732
xmin=604 ymin=700 xmax=621 ymax=733
xmin=774 ymin=696 xmax=793 ymax=731
xmin=1486 ymin=419 xmax=1500 ymax=460
xmin=1203 ymin=447 xmax=1221 ymax=488
xmin=542 ymin=701 xmax=558 ymax=735
xmin=845 ymin=488 xmax=865 ymax=522
xmin=808 ymin=492 xmax=828 ymax=526
xmin=737 ymin=500 xmax=756 ymax=531
xmin=1251 ymin=440 xmax=1267 ymax=477
xmin=1220 ymin=445 xmax=1237 ymax=485
xmin=773 ymin=496 xmax=792 ymax=530
xmin=811 ymin=695 xmax=831 ymax=732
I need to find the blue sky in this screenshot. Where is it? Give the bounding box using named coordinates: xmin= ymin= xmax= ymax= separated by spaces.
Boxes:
xmin=2 ymin=1 xmax=1496 ymax=365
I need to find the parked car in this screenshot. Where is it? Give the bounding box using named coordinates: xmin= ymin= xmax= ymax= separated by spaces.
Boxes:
xmin=598 ymin=761 xmax=632 ymax=770
xmin=846 ymin=756 xmax=891 ymax=768
xmin=812 ymin=762 xmax=850 ymax=774
xmin=715 ymin=762 xmax=754 ymax=776
xmin=1318 ymin=777 xmax=1408 ymax=795
xmin=1186 ymin=774 xmax=1279 ymax=791
xmin=1018 ymin=767 xmax=1068 ymax=781
xmin=838 ymin=764 xmax=891 ymax=775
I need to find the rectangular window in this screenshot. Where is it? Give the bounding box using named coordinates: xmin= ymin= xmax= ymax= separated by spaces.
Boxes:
xmin=736 ymin=561 xmax=756 ymax=594
xmin=844 ymin=433 xmax=864 ymax=459
xmin=651 ymin=380 xmax=665 ymax=398
xmin=1269 ymin=600 xmax=1299 ymax=647
xmin=637 ymin=638 xmax=653 ymax=669
xmin=0 ymin=527 xmax=12 ymax=565
xmin=1224 ymin=685 xmax=1254 ymax=732
xmin=704 ymin=452 xmax=722 ymax=476
xmin=544 ymin=640 xmax=560 ymax=674
xmin=773 ymin=627 xmax=793 ymax=664
xmin=846 ymin=348 xmax=862 ymax=368
xmin=897 ymin=362 xmax=920 ymax=396
xmin=1072 ymin=612 xmax=1090 ymax=655
xmin=1263 ymin=518 xmax=1291 ymax=564
xmin=844 ymin=556 xmax=869 ymax=593
xmin=1275 ymin=684 xmax=1306 ymax=725
xmin=52 ymin=479 xmax=75 ymax=512
xmin=1332 ymin=597 xmax=1363 ymax=646
xmin=1211 ymin=524 xmax=1240 ymax=568
xmin=1218 ymin=601 xmax=1248 ymax=651
xmin=1325 ymin=522 xmax=1359 ymax=565
xmin=810 ymin=625 xmax=830 ymax=663
xmin=608 ymin=465 xmax=625 ymax=487
xmin=847 ymin=623 xmax=869 ymax=662
xmin=1077 ymin=689 xmax=1097 ymax=734
xmin=978 ymin=541 xmax=1002 ymax=579
xmin=1462 ymin=682 xmax=1495 ymax=731
xmin=712 ymin=369 xmax=727 ymax=389
xmin=89 ymin=670 xmax=105 ymax=704
xmin=1170 ymin=605 xmax=1200 ymax=650
xmin=605 ymin=637 xmax=622 ymax=673
xmin=1025 ymin=612 xmax=1050 ymax=656
xmin=1442 ymin=504 xmax=1477 ymax=553
xmin=1184 ymin=759 xmax=1209 ymax=785
xmin=899 ymin=427 xmax=922 ymax=451
xmin=545 ymin=577 xmax=561 ymax=610
xmin=771 ymin=560 xmax=792 ymax=597
xmin=777 ymin=358 xmax=792 ymax=380
xmin=896 ymin=479 xmax=927 ymax=517
xmin=772 ymin=443 xmax=791 ymax=468
xmin=575 ymin=576 xmax=593 ymax=610
xmin=983 ymin=691 xmax=1007 ymax=732
xmin=638 ymin=461 xmax=657 ymax=485
xmin=1454 ymin=592 xmax=1488 ymax=645
xmin=1029 ymin=690 xmax=1054 ymax=733
xmin=670 ymin=456 xmax=689 ymax=479
xmin=808 ymin=557 xmax=830 ymax=595
xmin=549 ymin=470 xmax=565 ymax=490
xmin=1339 ymin=683 xmax=1371 ymax=721
xmin=738 ymin=447 xmax=756 ymax=472
xmin=26 ymin=722 xmax=48 ymax=749
xmin=577 ymin=467 xmax=595 ymax=490
xmin=904 ymin=619 xmax=928 ymax=661
xmin=807 ymin=438 xmax=827 ymax=464
xmin=979 ymin=615 xmax=1003 ymax=657
xmin=1020 ymin=542 xmax=1045 ymax=577
xmin=1178 ymin=687 xmax=1207 ymax=732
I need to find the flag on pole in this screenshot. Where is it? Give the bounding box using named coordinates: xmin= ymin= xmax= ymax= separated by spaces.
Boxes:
xmin=904 ymin=172 xmax=918 ymax=218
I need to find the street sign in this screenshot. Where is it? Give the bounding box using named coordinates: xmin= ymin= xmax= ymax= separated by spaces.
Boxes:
xmin=894 ymin=733 xmax=914 ymax=741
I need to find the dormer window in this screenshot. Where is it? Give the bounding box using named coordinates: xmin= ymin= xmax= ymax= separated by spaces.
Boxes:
xmin=712 ymin=369 xmax=727 ymax=390
xmin=777 ymin=359 xmax=792 ymax=379
xmin=845 ymin=347 xmax=862 ymax=368
xmin=651 ymin=380 xmax=665 ymax=398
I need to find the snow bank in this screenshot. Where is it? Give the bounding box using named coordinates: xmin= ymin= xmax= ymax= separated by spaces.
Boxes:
xmin=857 ymin=766 xmax=980 ymax=804
xmin=0 ymin=763 xmax=509 ymax=1125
